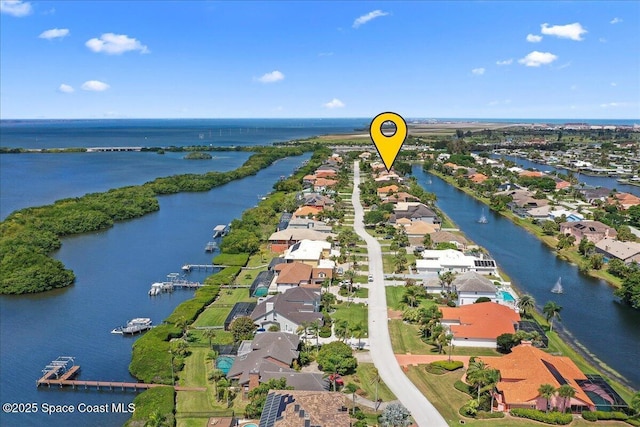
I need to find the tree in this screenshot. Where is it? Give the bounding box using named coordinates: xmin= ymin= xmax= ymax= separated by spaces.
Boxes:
xmin=344 ymin=382 xmax=359 ymax=415
xmin=370 ymin=367 xmax=382 ymax=410
xmin=208 ymin=368 xmax=224 ymax=398
xmin=380 ymin=403 xmax=411 ymax=427
xmin=543 ymin=301 xmax=563 ymax=332
xmin=229 ymin=316 xmax=257 ymax=342
xmin=402 ymin=285 xmax=424 ymax=307
xmin=497 ymin=333 xmax=516 ymax=353
xmin=588 ymin=253 xmax=604 ymax=270
xmin=630 ymin=391 xmax=640 ymax=416
xmin=466 ymin=360 xmax=495 ymax=402
xmin=556 ymin=384 xmax=576 ymax=413
xmin=317 ymin=341 xmax=358 ymax=375
xmin=538 ymin=383 xmax=556 ymax=413
xmin=578 ymin=237 xmax=595 ymax=256
xmin=174 ymin=316 xmax=189 ymax=338
xmin=203 ymin=329 xmax=216 ymax=349
xmin=517 ymin=294 xmax=536 ymax=318
xmin=617 ymin=225 xmax=636 ymax=242
xmin=343 ymin=269 xmax=357 ymax=293
xmin=614 ymin=271 xmax=640 ymax=309
xmin=351 ymin=322 xmax=366 ymax=348
xmin=145 ymin=410 xmax=167 ymax=427
xmin=439 ymin=271 xmax=456 ymax=296
xmin=245 ymin=378 xmax=291 ymax=419
xmin=220 ymin=229 xmax=261 ymax=254
xmin=423 ymin=233 xmax=432 ymax=249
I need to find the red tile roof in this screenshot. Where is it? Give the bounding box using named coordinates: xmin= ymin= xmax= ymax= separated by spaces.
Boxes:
xmin=440 ymin=302 xmax=520 ymax=340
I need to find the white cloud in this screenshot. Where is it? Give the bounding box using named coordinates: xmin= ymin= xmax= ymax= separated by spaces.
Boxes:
xmin=256 ymin=70 xmax=285 ymax=83
xmin=599 ymin=38 xmax=607 ymax=43
xmin=58 ymin=84 xmax=74 ymax=93
xmin=323 ymin=98 xmax=345 ymax=109
xmin=611 ymin=82 xmax=617 ymax=87
xmin=85 ymin=33 xmax=149 ymax=55
xmin=526 ymin=34 xmax=543 ymax=43
xmin=496 ymin=59 xmax=513 ymax=66
xmin=39 ymin=28 xmax=69 ymax=40
xmin=610 ymin=17 xmax=622 ymax=24
xmin=81 ymin=80 xmax=110 ymax=91
xmin=471 ymin=68 xmax=485 ymax=75
xmin=488 ymin=99 xmax=511 ymax=106
xmin=540 ymin=22 xmax=587 ymax=41
xmin=318 ymin=52 xmax=334 ymax=57
xmin=600 ymin=102 xmax=619 ymax=108
xmin=570 ymin=85 xmax=578 ymax=91
xmin=353 ymin=10 xmax=388 ymax=28
xmin=518 ymin=51 xmax=558 ymax=67
xmin=0 ymin=0 xmax=32 ymax=17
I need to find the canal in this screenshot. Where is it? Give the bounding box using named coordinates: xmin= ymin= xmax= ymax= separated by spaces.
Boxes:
xmin=413 ymin=165 xmax=640 ymax=390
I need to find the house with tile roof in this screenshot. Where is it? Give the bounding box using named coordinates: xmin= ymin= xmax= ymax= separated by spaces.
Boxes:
xmin=258 ymin=390 xmax=354 ymax=427
xmin=391 ymin=202 xmax=439 ymax=224
xmin=469 ymin=172 xmax=488 ymax=184
xmin=452 ymin=271 xmax=499 ymax=306
xmin=429 ymin=231 xmax=468 ymax=249
xmin=609 ymin=192 xmax=640 ymax=210
xmin=480 ymin=342 xmax=596 ymax=413
xmin=376 ymin=184 xmax=400 ymax=198
xmin=401 ymin=220 xmax=439 ymax=237
xmin=291 ymin=205 xmax=323 ymax=220
xmin=313 ymin=178 xmax=338 ymax=192
xmin=559 ymin=220 xmax=617 ymax=244
xmin=272 ymin=262 xmax=333 ymax=293
xmin=440 ymin=302 xmax=520 ymax=348
xmin=299 ymin=193 xmax=335 ymax=208
xmin=382 ymin=192 xmax=420 ymax=204
xmin=251 ymin=287 xmax=323 ymax=334
xmin=268 ymin=229 xmax=335 ymax=253
xmin=595 ymin=238 xmax=640 ymax=263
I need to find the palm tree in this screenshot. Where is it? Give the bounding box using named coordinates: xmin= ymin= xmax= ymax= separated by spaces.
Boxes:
xmin=466 ymin=360 xmax=490 ymax=402
xmin=351 ymin=322 xmax=365 ymax=348
xmin=402 ymin=286 xmax=420 ymax=307
xmin=556 ymin=384 xmax=576 ymax=413
xmin=310 ymin=320 xmax=322 ymax=353
xmin=631 ymin=391 xmax=640 ymax=416
xmin=344 ymin=382 xmax=359 ymax=415
xmin=439 ymin=271 xmax=456 ymax=297
xmin=538 ymin=383 xmax=556 ymax=413
xmin=296 ymin=321 xmax=312 ymax=349
xmin=343 ymin=270 xmax=357 ymax=293
xmin=370 ymin=367 xmax=382 ymax=411
xmin=208 ymin=368 xmax=224 ymax=397
xmin=543 ymin=301 xmax=563 ymax=332
xmin=517 ymin=294 xmax=536 ymax=318
xmin=202 ymin=329 xmax=216 ymax=349
xmin=174 ymin=316 xmax=189 ymax=339
xmin=486 ymin=369 xmax=501 ymax=413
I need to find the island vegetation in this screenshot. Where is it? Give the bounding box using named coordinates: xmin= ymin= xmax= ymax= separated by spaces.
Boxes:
xmin=183 ymin=151 xmax=212 ymax=160
xmin=0 ymin=145 xmax=314 ymax=295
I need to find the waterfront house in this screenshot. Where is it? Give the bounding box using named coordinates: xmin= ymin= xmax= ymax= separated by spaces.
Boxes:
xmin=283 ymin=240 xmax=337 ymax=268
xmin=469 ymin=172 xmax=488 ymax=184
xmin=258 ymin=390 xmax=353 ymax=427
xmin=559 ymin=220 xmax=617 ymax=244
xmin=481 ymin=342 xmax=596 ymax=413
xmin=452 ymin=271 xmax=499 ymax=306
xmin=402 ymin=220 xmax=439 ymax=238
xmin=299 ymin=192 xmax=335 ymax=208
xmin=580 ymin=187 xmax=612 ymax=204
xmin=312 ymin=177 xmax=338 ymax=192
xmin=249 ymin=270 xmax=275 ymax=298
xmin=609 ymin=192 xmax=640 ymax=210
xmin=391 ymin=202 xmax=439 ymax=224
xmin=224 ymin=302 xmax=258 ymax=330
xmin=286 ymin=218 xmax=333 ymax=233
xmin=268 ymin=228 xmax=335 ymax=253
xmin=416 ymin=250 xmax=498 ymax=277
xmin=382 ymin=191 xmax=420 ymax=203
xmin=429 ymin=231 xmax=468 ymax=249
xmin=291 ymin=205 xmax=323 ymax=220
xmin=376 ymin=184 xmax=399 ymax=198
xmin=440 ymin=302 xmax=520 ymax=348
xmin=251 ymin=287 xmax=323 ymax=334
xmin=595 ymin=238 xmax=640 ymax=263
xmin=272 ymin=262 xmax=333 ymax=293
xmin=276 ymin=212 xmax=293 ymax=232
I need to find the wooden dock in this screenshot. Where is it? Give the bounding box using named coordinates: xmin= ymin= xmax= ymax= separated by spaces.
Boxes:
xmin=182 ymin=264 xmax=225 ymax=272
xmin=212 ymin=224 xmax=228 ymax=238
xmin=204 ymin=242 xmax=218 ymax=252
xmin=37 ymin=365 xmax=205 ymax=392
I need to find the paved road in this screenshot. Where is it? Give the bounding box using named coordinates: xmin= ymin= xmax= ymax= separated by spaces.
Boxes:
xmin=351 ymin=161 xmax=448 ymax=427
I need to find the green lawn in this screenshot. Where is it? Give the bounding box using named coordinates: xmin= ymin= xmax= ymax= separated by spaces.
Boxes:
xmin=386 ymin=287 xmax=405 ymax=310
xmin=338 ymin=286 xmax=369 ymax=298
xmin=192 ymin=288 xmax=255 ymax=328
xmin=342 ymin=362 xmax=396 ymax=402
xmin=388 ymin=320 xmax=433 ymax=354
xmin=332 ymin=302 xmax=368 ymax=333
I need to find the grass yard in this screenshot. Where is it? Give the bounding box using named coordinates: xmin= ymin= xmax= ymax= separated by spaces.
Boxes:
xmin=332 ymin=302 xmax=368 ymax=333
xmin=388 ymin=320 xmax=432 ymax=354
xmin=338 ymin=286 xmax=369 ymax=298
xmin=342 ymin=362 xmax=396 ymax=402
xmin=192 ymin=288 xmax=255 ymax=328
xmin=386 ymin=286 xmax=405 ymax=310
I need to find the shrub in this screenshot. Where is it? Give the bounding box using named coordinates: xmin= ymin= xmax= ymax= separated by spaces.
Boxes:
xmin=626 ymin=418 xmax=640 ymax=427
xmin=582 ymin=410 xmax=628 ymax=421
xmin=454 ymin=380 xmax=474 ymax=397
xmin=510 ymin=408 xmax=572 ymax=425
xmin=123 ymin=386 xmax=175 ymax=427
xmin=431 ymin=360 xmax=463 ymax=371
xmin=476 ymin=410 xmax=505 ymax=419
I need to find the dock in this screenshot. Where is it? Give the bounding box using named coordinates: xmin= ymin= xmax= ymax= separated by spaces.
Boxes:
xmin=204 ymin=241 xmax=218 ymax=252
xmin=213 ymin=224 xmax=229 ymax=238
xmin=37 ymin=358 xmax=205 ymax=392
xmin=181 ymin=264 xmax=225 ymax=272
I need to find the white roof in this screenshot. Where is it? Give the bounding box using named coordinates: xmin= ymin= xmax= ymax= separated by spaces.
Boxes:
xmin=283 ymin=240 xmax=331 ymax=261
xmin=420 ymin=249 xmax=475 ymax=268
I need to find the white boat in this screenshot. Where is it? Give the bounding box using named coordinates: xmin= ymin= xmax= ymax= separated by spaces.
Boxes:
xmin=551 ymin=277 xmax=563 ymax=294
xmin=477 ymin=209 xmax=488 ymax=224
xmin=111 ymin=318 xmax=153 ymax=335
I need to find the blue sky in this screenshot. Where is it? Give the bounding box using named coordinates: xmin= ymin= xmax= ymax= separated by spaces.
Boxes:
xmin=1 ymin=1 xmax=638 ymax=119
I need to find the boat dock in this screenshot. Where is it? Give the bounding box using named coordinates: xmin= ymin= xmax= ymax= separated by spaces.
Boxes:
xmin=213 ymin=224 xmax=229 ymax=238
xmin=181 ymin=264 xmax=225 ymax=272
xmin=37 ymin=358 xmax=205 ymax=392
xmin=204 ymin=241 xmax=218 ymax=252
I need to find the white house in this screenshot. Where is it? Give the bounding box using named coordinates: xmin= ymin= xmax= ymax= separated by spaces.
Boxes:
xmin=452 ymin=271 xmax=499 ymax=306
xmin=283 ymin=240 xmax=338 ymax=267
xmin=416 ymin=249 xmax=498 ymax=276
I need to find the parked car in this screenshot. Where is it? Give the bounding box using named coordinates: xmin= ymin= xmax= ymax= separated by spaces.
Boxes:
xmin=368 ymin=274 xmax=374 ymax=282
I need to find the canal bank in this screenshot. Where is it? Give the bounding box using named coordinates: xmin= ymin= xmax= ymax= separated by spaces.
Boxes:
xmin=413 ymin=165 xmax=640 ymax=392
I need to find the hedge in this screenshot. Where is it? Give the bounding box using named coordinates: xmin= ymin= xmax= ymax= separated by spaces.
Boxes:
xmin=582 ymin=410 xmax=628 ymax=422
xmin=431 ymin=360 xmax=463 ymax=371
xmin=626 ymin=418 xmax=640 ymax=426
xmin=476 ymin=411 xmax=505 ymax=419
xmin=510 ymin=408 xmax=573 ymax=425
xmin=123 ymin=386 xmax=175 ymax=427
xmin=454 ymin=380 xmax=474 ymax=397
xmin=213 ymin=253 xmax=249 ymax=267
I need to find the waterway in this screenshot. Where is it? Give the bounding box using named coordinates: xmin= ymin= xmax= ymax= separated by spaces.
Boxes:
xmin=491 ymin=154 xmax=640 ymax=197
xmin=0 ymin=153 xmax=310 ymax=427
xmin=414 ymin=165 xmax=640 ymax=390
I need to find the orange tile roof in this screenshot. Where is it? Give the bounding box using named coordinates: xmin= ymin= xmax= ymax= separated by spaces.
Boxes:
xmin=276 ymin=262 xmax=313 ymax=285
xmin=519 ymin=170 xmax=545 ymax=177
xmin=481 ymin=343 xmax=594 ymax=407
xmin=315 ymin=170 xmax=337 ymax=178
xmin=314 ymin=178 xmax=338 ymax=187
xmin=444 ymin=162 xmax=460 ymax=169
xmin=470 ymin=173 xmax=488 ymax=183
xmin=377 ymin=184 xmax=399 ymax=195
xmin=440 ymin=302 xmax=520 ymax=340
xmin=555 ymin=180 xmax=571 ymax=190
xmin=292 ymin=206 xmax=323 ymax=218
xmin=303 ymin=174 xmax=316 ymax=181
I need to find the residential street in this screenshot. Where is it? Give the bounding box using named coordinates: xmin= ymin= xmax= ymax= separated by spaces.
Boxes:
xmin=351 ymin=161 xmax=448 ymax=427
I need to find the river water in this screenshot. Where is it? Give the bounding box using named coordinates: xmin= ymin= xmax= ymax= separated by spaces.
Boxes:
xmin=0 ymin=153 xmax=310 ymax=427
xmin=491 ymin=154 xmax=640 ymax=197
xmin=413 ymin=165 xmax=640 ymax=389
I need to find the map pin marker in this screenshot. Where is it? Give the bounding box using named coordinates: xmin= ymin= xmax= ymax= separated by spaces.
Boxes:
xmin=370 ymin=112 xmax=408 ymax=172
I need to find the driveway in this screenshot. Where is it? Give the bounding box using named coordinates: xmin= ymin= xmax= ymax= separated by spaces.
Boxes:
xmin=351 ymin=161 xmax=448 ymax=427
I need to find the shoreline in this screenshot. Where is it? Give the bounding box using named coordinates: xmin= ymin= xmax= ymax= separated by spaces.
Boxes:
xmin=421 ymin=167 xmax=637 ymax=395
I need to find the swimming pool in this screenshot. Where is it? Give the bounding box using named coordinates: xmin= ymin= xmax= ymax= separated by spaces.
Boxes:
xmin=241 ymin=424 xmax=258 ymax=427
xmin=500 ymin=290 xmax=515 ymax=302
xmin=216 ymin=356 xmax=235 ymax=375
